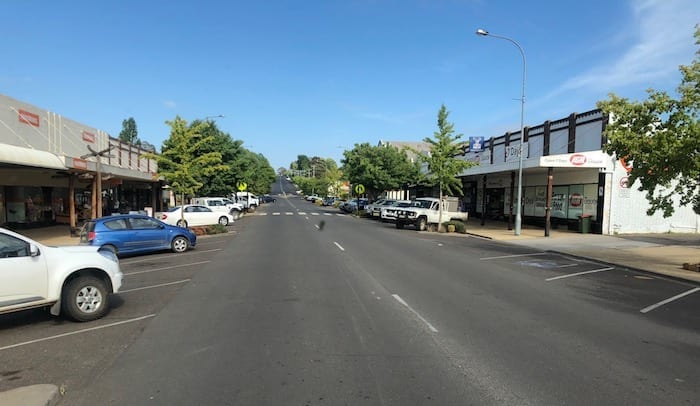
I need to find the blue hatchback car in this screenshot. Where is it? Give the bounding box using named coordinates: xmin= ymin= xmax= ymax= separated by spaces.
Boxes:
xmin=80 ymin=214 xmax=197 ymax=256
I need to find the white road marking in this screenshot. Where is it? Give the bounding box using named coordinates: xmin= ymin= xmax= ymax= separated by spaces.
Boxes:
xmin=119 ymin=279 xmax=191 ymax=293
xmin=545 ymin=267 xmax=614 ymax=281
xmin=392 ymin=294 xmax=438 ymax=333
xmin=480 ymin=252 xmax=548 ymax=260
xmin=640 ymin=287 xmax=700 ymax=314
xmin=273 ymin=212 xmax=281 ymax=216
xmin=334 ymin=242 xmax=345 ymax=251
xmin=125 ymin=261 xmax=211 ymax=276
xmin=314 ymin=224 xmax=320 ymax=229
xmin=557 ymin=264 xmax=579 ymax=268
xmin=286 ymin=212 xmax=293 ymax=215
xmin=311 ymin=212 xmax=320 ymax=216
xmin=324 ymin=213 xmax=332 ymax=216
xmin=299 ymin=212 xmax=307 ymax=215
xmin=0 ymin=314 xmax=156 ymax=352
xmin=119 ymin=249 xmax=221 ymax=265
xmin=258 ymin=213 xmax=268 ymax=216
xmin=336 ymin=213 xmax=345 ymax=216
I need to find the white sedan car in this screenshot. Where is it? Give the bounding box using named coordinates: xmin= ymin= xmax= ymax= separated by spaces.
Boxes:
xmin=159 ymin=204 xmax=235 ymax=227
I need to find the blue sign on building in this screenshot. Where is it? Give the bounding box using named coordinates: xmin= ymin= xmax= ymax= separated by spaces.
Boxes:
xmin=469 ymin=136 xmax=484 ymax=152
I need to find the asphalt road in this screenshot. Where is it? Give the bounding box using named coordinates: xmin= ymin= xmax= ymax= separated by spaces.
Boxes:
xmin=2 ymin=177 xmax=699 ymax=405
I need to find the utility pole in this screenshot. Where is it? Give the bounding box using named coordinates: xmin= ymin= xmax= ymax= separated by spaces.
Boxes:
xmin=81 ymin=144 xmax=115 ymax=218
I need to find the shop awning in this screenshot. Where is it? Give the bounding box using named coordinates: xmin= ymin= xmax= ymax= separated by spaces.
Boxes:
xmin=0 ymin=144 xmax=66 ymax=170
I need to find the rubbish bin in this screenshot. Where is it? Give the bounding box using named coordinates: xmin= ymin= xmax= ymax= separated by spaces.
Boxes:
xmin=578 ymin=214 xmax=592 ymax=234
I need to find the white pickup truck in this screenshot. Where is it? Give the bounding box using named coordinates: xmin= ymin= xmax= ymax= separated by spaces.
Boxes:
xmin=191 ymin=197 xmax=244 ymax=219
xmin=0 ymin=227 xmax=123 ymax=322
xmin=395 ymin=197 xmax=468 ymax=231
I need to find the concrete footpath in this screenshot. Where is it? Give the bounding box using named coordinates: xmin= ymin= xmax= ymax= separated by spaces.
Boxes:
xmin=1 ymin=221 xmax=699 ymax=405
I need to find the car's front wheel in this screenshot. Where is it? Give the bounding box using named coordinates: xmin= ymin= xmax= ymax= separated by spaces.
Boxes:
xmin=62 ymin=276 xmax=110 ymax=322
xmin=218 ymin=216 xmax=230 ymax=226
xmin=171 ymin=236 xmax=190 ymax=253
xmin=229 ymin=209 xmax=241 ymax=220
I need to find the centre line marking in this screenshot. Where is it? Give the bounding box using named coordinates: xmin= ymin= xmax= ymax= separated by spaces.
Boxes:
xmin=545 ymin=267 xmax=614 ymax=281
xmin=125 ymin=261 xmax=211 ymax=276
xmin=0 ymin=314 xmax=156 ymax=352
xmin=334 ymin=242 xmax=345 ymax=251
xmin=273 ymin=212 xmax=280 ymax=215
xmin=640 ymin=287 xmax=700 ymax=313
xmin=480 ymin=252 xmax=548 ymax=260
xmin=392 ymin=294 xmax=438 ymax=333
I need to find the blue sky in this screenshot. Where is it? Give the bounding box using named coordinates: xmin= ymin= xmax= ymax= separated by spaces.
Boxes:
xmin=4 ymin=0 xmax=699 ymax=170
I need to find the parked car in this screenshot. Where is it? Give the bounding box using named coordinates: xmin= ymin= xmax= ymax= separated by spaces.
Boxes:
xmin=80 ymin=214 xmax=197 ymax=256
xmin=364 ymin=199 xmax=386 ymax=217
xmin=191 ymin=197 xmax=244 ymax=219
xmin=322 ymin=197 xmax=339 ymax=206
xmin=159 ymin=205 xmax=235 ymax=227
xmin=305 ymin=194 xmax=321 ymax=202
xmin=380 ymin=200 xmax=412 ymax=222
xmin=261 ymin=194 xmax=276 ymax=203
xmin=340 ymin=198 xmax=369 ymax=213
xmin=0 ymin=227 xmax=122 ymax=322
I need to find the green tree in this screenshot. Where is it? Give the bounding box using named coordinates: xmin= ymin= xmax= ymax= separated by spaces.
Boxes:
xmin=419 ymin=104 xmax=476 ymax=230
xmin=342 ymin=143 xmax=421 ymax=199
xmin=119 ymin=117 xmax=140 ymax=145
xmin=597 ymin=26 xmax=700 ymax=216
xmin=143 ymin=116 xmax=229 ymax=213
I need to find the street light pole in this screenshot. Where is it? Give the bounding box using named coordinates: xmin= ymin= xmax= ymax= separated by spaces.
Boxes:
xmin=476 ymin=28 xmax=526 ymax=236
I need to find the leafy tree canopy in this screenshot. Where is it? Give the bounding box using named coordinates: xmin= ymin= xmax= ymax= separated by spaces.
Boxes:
xmin=597 ymin=26 xmax=700 ymax=216
xmin=341 ymin=142 xmax=421 ymax=199
xmin=119 ymin=117 xmax=140 ymax=145
xmin=418 ymin=104 xmax=475 ymax=198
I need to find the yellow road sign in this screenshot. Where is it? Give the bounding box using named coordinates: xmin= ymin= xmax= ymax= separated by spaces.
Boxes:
xmin=354 ymin=184 xmax=365 ymax=194
xmin=236 ymin=181 xmax=247 ymax=191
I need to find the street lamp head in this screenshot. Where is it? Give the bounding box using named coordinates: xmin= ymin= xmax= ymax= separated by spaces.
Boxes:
xmin=476 ymin=28 xmax=489 ymax=36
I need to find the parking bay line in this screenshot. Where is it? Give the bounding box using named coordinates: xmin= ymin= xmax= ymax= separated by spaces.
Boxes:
xmin=640 ymin=287 xmax=700 ymax=314
xmin=480 ymin=252 xmax=548 ymax=260
xmin=334 ymin=242 xmax=345 ymax=251
xmin=120 ymin=249 xmax=221 ymax=266
xmin=124 ymin=261 xmax=211 ymax=276
xmin=119 ymin=279 xmax=191 ymax=293
xmin=545 ymin=267 xmax=614 ymax=281
xmin=0 ymin=314 xmax=156 ymax=352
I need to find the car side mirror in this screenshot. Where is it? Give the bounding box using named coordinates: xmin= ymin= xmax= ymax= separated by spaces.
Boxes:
xmin=29 ymin=244 xmax=40 ymax=257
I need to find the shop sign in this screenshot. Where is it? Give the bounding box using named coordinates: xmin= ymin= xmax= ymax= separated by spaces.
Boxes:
xmin=18 ymin=109 xmax=40 ymax=127
xmin=539 ymin=151 xmax=608 ymax=168
xmin=72 ymin=158 xmax=88 ymax=169
xmin=82 ymin=131 xmax=96 ymax=143
xmin=569 ymin=193 xmax=583 ymax=207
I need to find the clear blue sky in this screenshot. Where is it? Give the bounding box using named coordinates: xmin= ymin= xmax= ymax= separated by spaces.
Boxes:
xmin=4 ymin=0 xmax=698 ymax=171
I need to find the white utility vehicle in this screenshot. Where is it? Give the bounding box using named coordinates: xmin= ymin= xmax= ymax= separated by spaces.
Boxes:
xmin=0 ymin=227 xmax=123 ymax=321
xmin=395 ymin=197 xmax=468 ymax=231
xmin=191 ymin=197 xmax=244 ymax=219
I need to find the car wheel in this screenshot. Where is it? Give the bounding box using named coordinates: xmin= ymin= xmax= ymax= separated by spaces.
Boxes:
xmin=230 ymin=210 xmax=241 ymax=220
xmin=218 ymin=216 xmax=229 ymax=226
xmin=176 ymin=219 xmax=188 ymax=228
xmin=61 ymin=275 xmax=110 ymax=322
xmin=171 ymin=236 xmax=190 ymax=253
xmin=417 ymin=217 xmax=428 ymax=231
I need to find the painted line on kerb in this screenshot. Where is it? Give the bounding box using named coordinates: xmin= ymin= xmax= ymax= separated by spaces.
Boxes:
xmin=334 ymin=242 xmax=345 ymax=251
xmin=119 ymin=279 xmax=191 ymax=293
xmin=124 ymin=261 xmax=211 ymax=276
xmin=480 ymin=252 xmax=548 ymax=260
xmin=392 ymin=294 xmax=438 ymax=333
xmin=0 ymin=314 xmax=156 ymax=352
xmin=640 ymin=287 xmax=700 ymax=314
xmin=557 ymin=264 xmax=579 ymax=268
xmin=545 ymin=267 xmax=614 ymax=281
